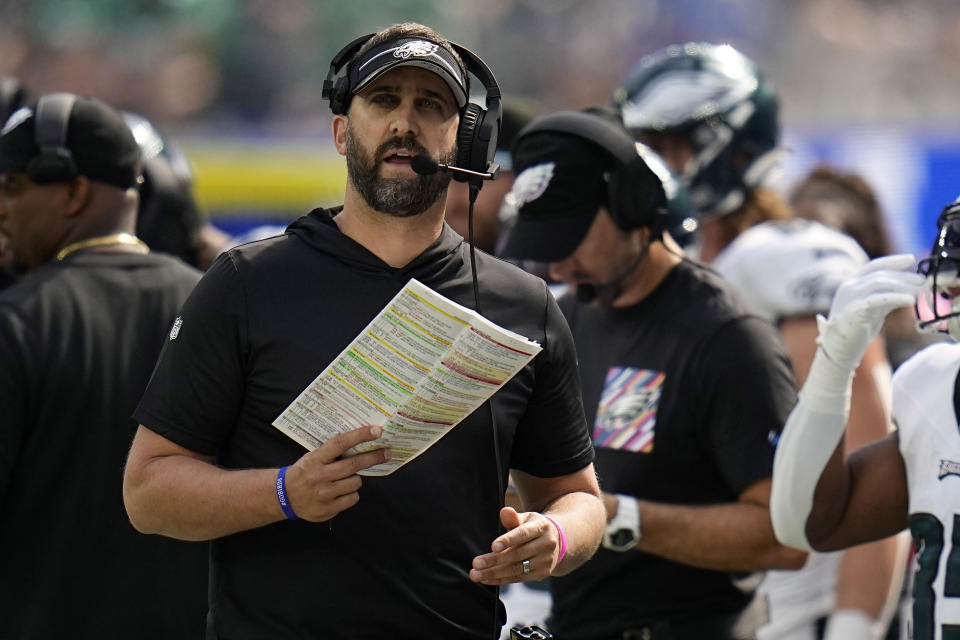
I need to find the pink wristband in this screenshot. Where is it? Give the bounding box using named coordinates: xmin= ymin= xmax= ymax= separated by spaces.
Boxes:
xmin=543 ymin=514 xmax=567 ymax=563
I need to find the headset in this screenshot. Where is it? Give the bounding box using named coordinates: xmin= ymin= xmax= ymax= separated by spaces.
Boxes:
xmin=26 ymin=92 xmax=78 ymax=184
xmin=513 ymin=110 xmax=668 ymax=235
xmin=322 ymin=33 xmax=502 ymax=180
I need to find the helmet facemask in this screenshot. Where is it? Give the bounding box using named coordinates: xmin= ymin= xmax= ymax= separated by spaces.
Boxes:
xmin=917 ymin=201 xmax=960 ymax=340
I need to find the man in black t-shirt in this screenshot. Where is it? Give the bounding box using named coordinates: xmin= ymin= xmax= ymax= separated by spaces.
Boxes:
xmin=0 ymin=94 xmax=206 ymax=638
xmin=123 ymin=22 xmax=605 ymax=640
xmin=498 ymin=109 xmax=805 ymax=640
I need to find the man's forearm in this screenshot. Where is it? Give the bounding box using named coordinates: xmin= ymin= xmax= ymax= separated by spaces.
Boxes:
xmin=634 ymin=499 xmax=806 ymax=572
xmin=543 ymin=491 xmax=605 ymax=576
xmin=124 ymin=454 xmax=284 ymax=541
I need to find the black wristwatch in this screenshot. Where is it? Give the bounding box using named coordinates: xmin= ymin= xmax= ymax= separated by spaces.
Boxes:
xmin=602 ymin=494 xmax=641 ymax=552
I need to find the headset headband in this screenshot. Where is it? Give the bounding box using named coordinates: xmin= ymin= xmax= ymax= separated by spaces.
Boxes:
xmin=323 ymin=33 xmax=500 ymax=115
xmin=516 ymin=109 xmax=667 ymax=232
xmin=35 ymin=93 xmax=76 ymax=153
xmin=517 ymin=110 xmax=637 ymax=166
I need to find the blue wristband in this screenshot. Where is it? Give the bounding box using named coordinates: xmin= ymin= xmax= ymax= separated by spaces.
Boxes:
xmin=275 ymin=465 xmax=299 ymax=520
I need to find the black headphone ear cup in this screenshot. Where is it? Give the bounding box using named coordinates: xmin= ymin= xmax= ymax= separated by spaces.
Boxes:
xmin=323 ymin=33 xmax=375 ymax=116
xmin=607 ymin=157 xmax=666 ymax=231
xmin=329 ymin=76 xmax=351 ymax=115
xmin=26 ymin=148 xmax=78 ymax=183
xmin=606 ymin=163 xmax=638 ymax=229
xmin=455 ymin=103 xmax=484 ymax=178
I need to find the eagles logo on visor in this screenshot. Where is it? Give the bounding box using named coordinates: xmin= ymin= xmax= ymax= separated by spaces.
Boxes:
xmin=394 ymin=41 xmax=438 ymax=59
xmin=350 ymin=38 xmax=468 ymax=109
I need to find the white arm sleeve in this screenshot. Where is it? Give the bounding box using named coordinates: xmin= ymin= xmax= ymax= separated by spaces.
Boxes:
xmin=770 ymin=346 xmax=853 ymax=551
xmin=771 ymin=254 xmax=922 ymax=551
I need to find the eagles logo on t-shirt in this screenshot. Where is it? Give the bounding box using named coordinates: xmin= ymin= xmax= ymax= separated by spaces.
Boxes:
xmin=593 ymin=366 xmax=664 ymax=453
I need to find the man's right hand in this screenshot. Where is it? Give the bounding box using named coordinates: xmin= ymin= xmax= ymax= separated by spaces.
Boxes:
xmin=817 ymin=254 xmax=923 ymax=369
xmin=282 ymin=425 xmax=391 ymax=522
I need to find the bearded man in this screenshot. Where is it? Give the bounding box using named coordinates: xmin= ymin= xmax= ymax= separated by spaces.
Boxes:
xmin=122 ymin=21 xmax=605 ymax=639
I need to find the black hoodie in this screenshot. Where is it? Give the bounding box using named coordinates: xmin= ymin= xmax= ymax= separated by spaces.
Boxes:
xmin=135 ymin=207 xmax=594 ymax=639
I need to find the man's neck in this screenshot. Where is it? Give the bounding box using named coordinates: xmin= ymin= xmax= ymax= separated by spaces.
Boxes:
xmin=50 ymin=196 xmax=140 ymax=263
xmin=610 ymin=240 xmax=683 ymax=308
xmin=335 ymin=187 xmax=447 ymax=268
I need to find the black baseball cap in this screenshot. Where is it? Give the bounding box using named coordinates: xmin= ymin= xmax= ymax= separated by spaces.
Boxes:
xmin=349 ymin=37 xmax=468 ymax=109
xmin=0 ymin=94 xmax=141 ymax=189
xmin=497 ymin=131 xmax=613 ymax=262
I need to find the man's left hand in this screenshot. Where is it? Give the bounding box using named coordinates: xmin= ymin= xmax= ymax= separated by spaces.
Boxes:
xmin=468 ymin=507 xmax=561 ymax=585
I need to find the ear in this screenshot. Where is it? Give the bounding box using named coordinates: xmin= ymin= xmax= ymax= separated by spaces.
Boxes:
xmin=630 ymin=225 xmax=652 ymax=250
xmin=332 ymin=115 xmax=349 ymax=157
xmin=62 ymin=176 xmax=90 ymax=217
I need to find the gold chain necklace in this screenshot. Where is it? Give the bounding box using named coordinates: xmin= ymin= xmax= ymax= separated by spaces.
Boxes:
xmin=56 ymin=232 xmax=150 ymax=261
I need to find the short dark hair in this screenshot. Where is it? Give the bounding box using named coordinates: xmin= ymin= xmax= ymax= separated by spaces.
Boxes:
xmin=790 ymin=165 xmax=892 ymax=259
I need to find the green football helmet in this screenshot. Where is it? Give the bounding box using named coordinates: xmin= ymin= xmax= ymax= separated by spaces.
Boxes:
xmin=613 ymin=42 xmax=780 ymax=217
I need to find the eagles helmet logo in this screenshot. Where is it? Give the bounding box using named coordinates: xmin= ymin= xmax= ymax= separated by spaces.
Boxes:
xmin=509 ymin=162 xmax=556 ymax=207
xmin=394 ymin=41 xmax=439 ymax=59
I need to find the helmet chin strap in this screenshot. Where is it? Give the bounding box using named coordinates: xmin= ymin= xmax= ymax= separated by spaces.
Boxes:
xmin=576 ymin=235 xmax=651 ymax=306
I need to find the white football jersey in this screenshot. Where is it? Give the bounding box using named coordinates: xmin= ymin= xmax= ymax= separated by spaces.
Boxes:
xmin=894 ymin=342 xmax=960 ymax=640
xmin=711 ymin=219 xmax=868 ymax=322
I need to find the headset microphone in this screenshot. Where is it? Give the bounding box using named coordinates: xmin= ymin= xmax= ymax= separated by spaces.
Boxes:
xmin=410 ymin=154 xmax=499 ymax=182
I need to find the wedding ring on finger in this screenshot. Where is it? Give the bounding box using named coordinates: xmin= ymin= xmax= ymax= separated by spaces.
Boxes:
xmin=521 ymin=559 xmax=531 ymax=576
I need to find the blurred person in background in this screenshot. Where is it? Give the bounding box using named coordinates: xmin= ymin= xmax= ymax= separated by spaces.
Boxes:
xmin=124 ymin=112 xmax=232 ymax=269
xmin=500 ymin=108 xmax=805 ymax=640
xmin=613 ymin=42 xmax=788 ymax=265
xmin=0 ymin=76 xmax=27 ymax=290
xmin=0 ymin=93 xmax=206 ymax=638
xmin=791 ymin=164 xmax=945 ymax=372
xmin=122 ymin=22 xmax=605 ymax=639
xmin=614 ymin=42 xmax=907 ymax=640
xmin=495 ymin=107 xmax=696 ymax=639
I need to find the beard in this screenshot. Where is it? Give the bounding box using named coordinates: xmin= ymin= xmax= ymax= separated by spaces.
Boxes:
xmin=345 ymin=125 xmax=455 ymax=218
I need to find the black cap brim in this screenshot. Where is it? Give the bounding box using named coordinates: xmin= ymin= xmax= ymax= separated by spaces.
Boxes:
xmin=496 ymin=130 xmax=612 ymax=262
xmin=498 ymin=205 xmax=598 ymax=262
xmin=352 ymin=40 xmax=467 ymax=109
